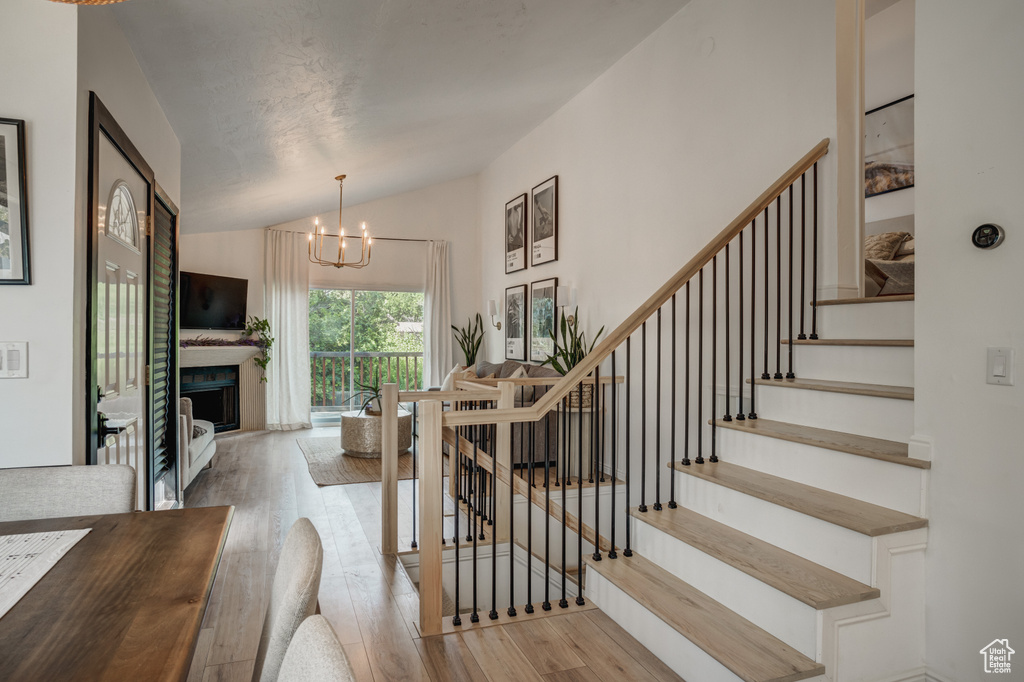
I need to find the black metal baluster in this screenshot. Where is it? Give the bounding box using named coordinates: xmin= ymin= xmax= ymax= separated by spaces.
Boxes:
xmin=696 ymin=268 xmax=705 ymax=465
xmin=508 ymin=418 xmax=517 ymax=618
xmin=799 ymin=173 xmax=808 ymax=340
xmin=787 ymin=186 xmax=796 ymax=379
xmin=576 ymin=381 xmax=585 ymax=606
xmin=525 ymin=420 xmax=534 ymax=614
xmin=774 ymin=196 xmax=783 ymax=380
xmin=412 ymin=402 xmax=418 ymax=549
xmin=543 ymin=404 xmax=552 ymax=610
xmin=654 ymin=310 xmax=662 ymax=511
xmin=593 ymin=364 xmax=603 ymax=558
xmin=737 ymin=230 xmax=746 ymax=421
xmin=609 ymin=350 xmax=619 ymax=556
xmin=811 ymin=162 xmax=819 ymax=339
xmin=724 ymin=245 xmax=732 ymax=423
xmin=453 ymin=423 xmax=461 ymax=626
xmin=750 ymin=217 xmax=759 ymax=420
xmin=624 ymin=337 xmax=633 ymax=557
xmin=560 ymin=396 xmax=569 ymax=607
xmin=683 ymin=282 xmax=692 ymax=467
xmin=490 ymin=418 xmax=497 ymax=620
xmin=711 ymin=256 xmax=719 ymax=463
xmin=669 ymin=294 xmax=678 ymax=507
xmin=762 ymin=207 xmax=770 ymax=382
xmin=471 ymin=420 xmax=479 ymax=623
xmin=640 ymin=322 xmax=648 ymax=512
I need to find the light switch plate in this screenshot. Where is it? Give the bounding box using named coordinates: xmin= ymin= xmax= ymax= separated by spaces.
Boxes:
xmin=0 ymin=342 xmax=28 ymax=378
xmin=987 ymin=347 xmax=1014 ymax=386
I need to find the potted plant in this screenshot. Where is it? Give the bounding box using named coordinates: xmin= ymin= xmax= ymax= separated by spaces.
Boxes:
xmin=452 ymin=313 xmax=485 ymax=367
xmin=243 ymin=316 xmax=274 ymax=382
xmin=542 ymin=307 xmax=604 ymax=408
xmin=349 ymin=364 xmax=384 ymax=415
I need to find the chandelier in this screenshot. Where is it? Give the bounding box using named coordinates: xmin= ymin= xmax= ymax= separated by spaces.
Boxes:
xmin=308 ymin=175 xmax=373 ymax=269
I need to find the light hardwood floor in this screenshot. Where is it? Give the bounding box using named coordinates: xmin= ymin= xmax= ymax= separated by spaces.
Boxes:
xmin=185 ymin=428 xmax=682 ymax=682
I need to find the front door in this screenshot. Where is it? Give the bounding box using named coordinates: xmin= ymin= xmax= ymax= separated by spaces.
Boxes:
xmin=87 ymin=95 xmax=155 ymax=510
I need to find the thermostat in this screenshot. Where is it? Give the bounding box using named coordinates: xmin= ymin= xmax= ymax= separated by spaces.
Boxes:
xmin=972 ymin=223 xmax=1005 ymax=249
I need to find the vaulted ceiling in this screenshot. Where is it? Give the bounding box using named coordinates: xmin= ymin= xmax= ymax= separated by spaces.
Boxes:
xmin=111 ymin=0 xmax=690 ymax=233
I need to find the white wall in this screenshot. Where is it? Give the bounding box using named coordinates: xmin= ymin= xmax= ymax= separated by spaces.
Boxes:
xmin=916 ymin=1 xmax=1024 ymax=678
xmin=864 ymin=0 xmax=915 ymax=224
xmin=0 ymin=2 xmax=79 ymax=468
xmin=180 ymin=174 xmax=481 ymax=340
xmin=477 ymin=0 xmax=837 ymax=364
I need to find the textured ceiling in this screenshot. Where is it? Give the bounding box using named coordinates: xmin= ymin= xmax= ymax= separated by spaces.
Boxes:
xmin=110 ymin=0 xmax=690 ymax=233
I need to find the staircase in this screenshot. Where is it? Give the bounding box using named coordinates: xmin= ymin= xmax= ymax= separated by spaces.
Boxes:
xmin=586 ymin=296 xmax=927 ymax=682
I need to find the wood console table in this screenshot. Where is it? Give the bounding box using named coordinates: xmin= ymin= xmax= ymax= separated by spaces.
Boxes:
xmin=0 ymin=506 xmax=233 ymax=682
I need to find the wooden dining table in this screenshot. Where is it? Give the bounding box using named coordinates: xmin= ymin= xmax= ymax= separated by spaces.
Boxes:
xmin=0 ymin=505 xmax=233 ymax=682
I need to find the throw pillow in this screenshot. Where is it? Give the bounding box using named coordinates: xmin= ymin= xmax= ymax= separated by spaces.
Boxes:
xmin=192 ymin=424 xmax=207 ymax=439
xmin=507 ymin=365 xmax=533 ymax=403
xmin=441 ymin=363 xmax=475 ymax=392
xmin=864 ymin=231 xmax=911 ymax=261
xmin=895 ymin=237 xmax=915 ymax=258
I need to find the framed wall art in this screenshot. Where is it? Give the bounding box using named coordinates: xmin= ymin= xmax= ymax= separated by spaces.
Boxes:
xmin=530 ymin=175 xmax=557 ymax=266
xmin=504 ymin=284 xmax=527 ymax=361
xmin=530 ymin=277 xmax=557 ymax=363
xmin=505 ymin=193 xmax=527 ymax=274
xmin=864 ymin=95 xmax=914 ymax=198
xmin=0 ymin=118 xmax=30 ymax=284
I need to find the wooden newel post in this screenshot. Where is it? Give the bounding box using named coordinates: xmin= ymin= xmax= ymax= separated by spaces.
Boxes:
xmin=419 ymin=400 xmax=444 ymax=636
xmin=494 ymin=381 xmax=515 ymax=542
xmin=381 ymin=383 xmax=399 ymax=555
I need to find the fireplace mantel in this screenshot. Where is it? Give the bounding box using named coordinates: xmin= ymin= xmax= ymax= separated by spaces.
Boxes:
xmin=180 ymin=346 xmax=261 ymax=368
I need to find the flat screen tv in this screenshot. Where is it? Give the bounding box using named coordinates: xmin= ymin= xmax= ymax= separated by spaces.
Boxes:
xmin=180 ymin=271 xmax=248 ymax=330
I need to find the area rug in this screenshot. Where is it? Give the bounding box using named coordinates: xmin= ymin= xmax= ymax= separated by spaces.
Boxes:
xmin=296 ymin=437 xmax=448 ymax=486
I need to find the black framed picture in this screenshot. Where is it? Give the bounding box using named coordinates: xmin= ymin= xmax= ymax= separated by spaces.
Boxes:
xmin=530 ymin=175 xmax=557 ymax=266
xmin=0 ymin=118 xmax=30 ymax=285
xmin=864 ymin=95 xmax=914 ymax=198
xmin=504 ymin=284 xmax=527 ymax=361
xmin=505 ymin=193 xmax=527 ymax=274
xmin=530 ymin=277 xmax=557 ymax=363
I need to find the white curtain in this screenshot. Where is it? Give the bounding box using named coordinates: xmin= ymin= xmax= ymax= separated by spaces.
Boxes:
xmin=423 ymin=240 xmax=453 ymax=386
xmin=264 ymin=229 xmax=312 ymax=430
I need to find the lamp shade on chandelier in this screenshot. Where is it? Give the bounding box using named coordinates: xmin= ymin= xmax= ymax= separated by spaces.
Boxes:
xmin=308 ymin=174 xmax=373 ymax=269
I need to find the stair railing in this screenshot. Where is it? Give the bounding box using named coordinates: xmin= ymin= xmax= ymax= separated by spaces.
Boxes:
xmin=385 ymin=138 xmax=829 ymax=636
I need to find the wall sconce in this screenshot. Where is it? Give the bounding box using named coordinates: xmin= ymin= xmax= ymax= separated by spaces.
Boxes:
xmin=556 ymin=286 xmax=577 ymax=325
xmin=487 ymin=299 xmax=502 ymax=330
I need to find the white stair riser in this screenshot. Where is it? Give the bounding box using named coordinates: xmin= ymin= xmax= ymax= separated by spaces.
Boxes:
xmin=792 ymin=345 xmax=914 ymax=386
xmin=587 ymin=568 xmax=748 ymax=682
xmin=674 ymin=470 xmax=874 ymax=584
xmin=631 ymin=519 xmax=819 ymax=657
xmin=717 ymin=429 xmax=925 ymax=516
xmin=817 ymin=301 xmax=914 ymax=340
xmin=752 ymin=384 xmax=914 ymax=442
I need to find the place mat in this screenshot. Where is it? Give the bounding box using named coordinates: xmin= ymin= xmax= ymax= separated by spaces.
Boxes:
xmin=296 ymin=437 xmax=449 ymax=486
xmin=0 ymin=529 xmax=91 ymax=620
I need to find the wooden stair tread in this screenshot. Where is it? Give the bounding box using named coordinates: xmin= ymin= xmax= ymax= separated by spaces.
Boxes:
xmin=783 ymin=338 xmax=913 ymax=347
xmin=586 ymin=552 xmax=825 ymax=682
xmin=715 ymin=418 xmax=929 ymax=469
xmin=814 ymin=294 xmax=914 ymax=306
xmin=630 ymin=506 xmax=879 ymax=609
xmin=750 ymin=376 xmax=913 ymax=401
xmin=673 ymin=461 xmax=928 ymax=536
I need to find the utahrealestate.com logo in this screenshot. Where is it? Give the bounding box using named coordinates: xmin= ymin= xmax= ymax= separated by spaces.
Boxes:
xmin=980 ymin=639 xmax=1015 ymax=674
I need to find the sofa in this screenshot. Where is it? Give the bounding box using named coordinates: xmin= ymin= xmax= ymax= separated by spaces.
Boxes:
xmin=471 ymin=360 xmax=561 ymax=467
xmin=179 ymin=397 xmax=217 ymax=489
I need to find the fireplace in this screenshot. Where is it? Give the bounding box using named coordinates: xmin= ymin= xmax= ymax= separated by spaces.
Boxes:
xmin=180 ymin=365 xmax=240 ymax=433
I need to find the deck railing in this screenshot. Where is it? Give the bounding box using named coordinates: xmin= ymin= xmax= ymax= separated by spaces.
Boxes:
xmin=310 ymin=351 xmax=423 ymax=407
xmin=381 ymin=139 xmax=830 ymax=636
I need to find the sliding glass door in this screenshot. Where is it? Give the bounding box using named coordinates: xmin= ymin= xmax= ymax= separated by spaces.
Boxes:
xmin=309 ymin=288 xmax=424 ymax=423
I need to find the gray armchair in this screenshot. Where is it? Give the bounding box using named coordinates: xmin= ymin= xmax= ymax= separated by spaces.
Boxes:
xmin=0 ymin=464 xmax=136 ymax=522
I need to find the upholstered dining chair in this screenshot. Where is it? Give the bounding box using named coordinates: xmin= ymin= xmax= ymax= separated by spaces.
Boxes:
xmin=0 ymin=464 xmax=136 ymax=522
xmin=277 ymin=615 xmax=355 ymax=682
xmin=251 ymin=518 xmax=324 ymax=682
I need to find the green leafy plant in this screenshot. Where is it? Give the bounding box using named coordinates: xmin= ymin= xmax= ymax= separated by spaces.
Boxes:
xmin=243 ymin=316 xmax=274 ymax=382
xmin=452 ymin=313 xmax=485 ymax=367
xmin=542 ymin=307 xmax=604 ymax=375
xmin=347 ymin=364 xmax=383 ymax=414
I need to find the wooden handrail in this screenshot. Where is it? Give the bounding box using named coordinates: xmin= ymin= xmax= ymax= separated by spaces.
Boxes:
xmin=436 ymin=138 xmax=830 ymax=429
